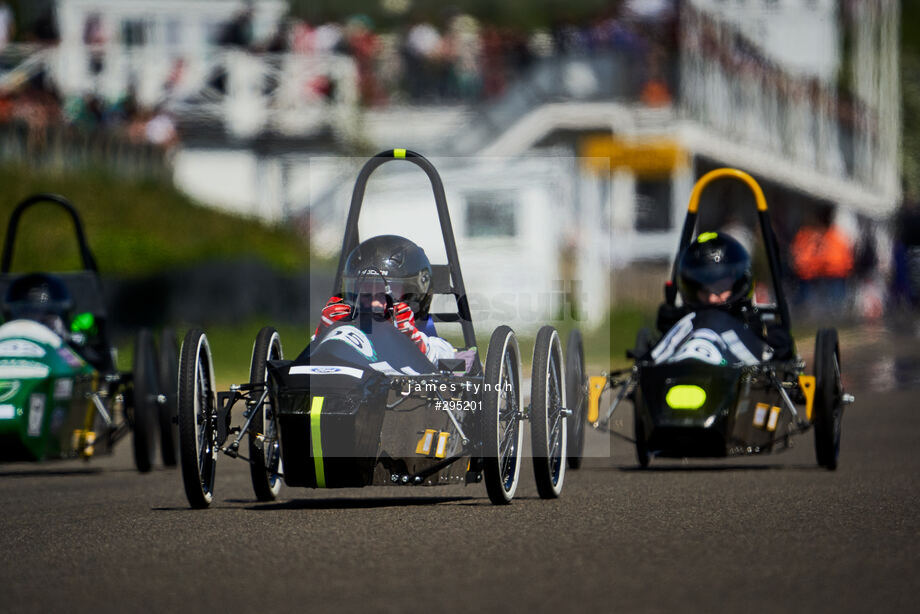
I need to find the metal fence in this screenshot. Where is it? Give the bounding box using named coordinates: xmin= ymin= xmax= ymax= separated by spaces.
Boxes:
xmin=0 ymin=120 xmax=169 ymax=178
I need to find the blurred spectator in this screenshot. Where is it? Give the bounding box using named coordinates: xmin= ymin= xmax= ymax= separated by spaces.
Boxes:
xmin=791 ymin=206 xmax=854 ymax=315
xmin=640 ymin=44 xmax=672 ymax=107
xmin=404 ymin=20 xmax=442 ymax=100
xmin=145 ymin=108 xmax=179 ymax=149
xmin=446 ymin=14 xmax=482 ymax=100
xmin=852 ymin=216 xmax=883 ymax=320
xmin=83 ymin=13 xmax=107 ymax=75
xmin=891 ymin=199 xmax=920 ymax=309
xmin=313 ymin=23 xmax=343 ymax=53
xmin=341 ymin=16 xmax=382 ymax=106
xmin=219 ymin=6 xmax=254 ymax=48
xmin=29 ymin=9 xmax=59 ymax=43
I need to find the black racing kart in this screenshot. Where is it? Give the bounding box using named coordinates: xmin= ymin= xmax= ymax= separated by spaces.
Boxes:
xmin=0 ymin=194 xmax=178 ymax=471
xmin=176 ymin=149 xmax=571 ymax=507
xmin=580 ymin=168 xmax=854 ymax=469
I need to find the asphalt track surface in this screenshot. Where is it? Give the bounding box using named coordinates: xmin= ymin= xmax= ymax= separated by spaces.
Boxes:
xmin=1 ymin=326 xmax=918 ymax=613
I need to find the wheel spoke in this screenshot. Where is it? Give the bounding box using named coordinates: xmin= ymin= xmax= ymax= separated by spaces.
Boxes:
xmin=500 ymin=428 xmax=517 ymax=483
xmin=549 ymin=412 xmax=564 ymax=453
xmin=499 ymin=421 xmax=517 ymax=460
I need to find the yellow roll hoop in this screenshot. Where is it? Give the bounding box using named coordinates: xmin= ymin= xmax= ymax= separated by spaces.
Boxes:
xmin=687 ymin=168 xmax=768 ymax=213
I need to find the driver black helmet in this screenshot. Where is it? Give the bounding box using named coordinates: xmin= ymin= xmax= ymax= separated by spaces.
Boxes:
xmin=342 ymin=235 xmax=433 ymax=317
xmin=678 ymin=232 xmax=752 ymax=308
xmin=2 ymin=273 xmax=74 ymax=328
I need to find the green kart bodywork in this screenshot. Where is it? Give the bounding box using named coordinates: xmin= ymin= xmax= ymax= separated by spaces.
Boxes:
xmin=0 ymin=320 xmax=98 ymax=461
xmin=0 ymin=193 xmax=178 ymax=471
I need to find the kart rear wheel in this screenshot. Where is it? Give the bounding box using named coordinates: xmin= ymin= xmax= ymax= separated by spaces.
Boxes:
xmin=157 ymin=328 xmax=179 ymax=467
xmin=531 ymin=326 xmax=567 ymax=498
xmin=178 ymin=329 xmax=218 ymax=508
xmin=131 ymin=329 xmax=158 ymax=473
xmin=565 ymin=329 xmax=586 ymax=469
xmin=248 ymin=326 xmax=284 ymax=502
xmin=482 ymin=326 xmax=523 ymax=504
xmin=813 ymin=328 xmax=843 ymax=470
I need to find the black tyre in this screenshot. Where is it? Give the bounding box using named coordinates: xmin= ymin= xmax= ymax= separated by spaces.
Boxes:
xmin=131 ymin=328 xmax=158 ymax=473
xmin=634 ymin=405 xmax=650 ymax=468
xmin=633 ymin=328 xmax=651 ymax=468
xmin=482 ymin=325 xmax=523 ymax=504
xmin=565 ymin=329 xmax=586 ymax=469
xmin=157 ymin=328 xmax=179 ymax=467
xmin=531 ymin=326 xmax=567 ymax=498
xmin=813 ymin=328 xmax=843 ymax=470
xmin=178 ymin=329 xmax=218 ymax=508
xmin=248 ymin=326 xmax=284 ymax=501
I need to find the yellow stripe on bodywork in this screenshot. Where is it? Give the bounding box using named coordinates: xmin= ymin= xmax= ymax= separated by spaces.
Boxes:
xmin=310 ymin=396 xmax=326 ymax=488
xmin=393 ymin=148 xmax=407 ymax=158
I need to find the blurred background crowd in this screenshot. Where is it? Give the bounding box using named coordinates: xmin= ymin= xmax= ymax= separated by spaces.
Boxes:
xmin=0 ymin=0 xmax=915 ymax=353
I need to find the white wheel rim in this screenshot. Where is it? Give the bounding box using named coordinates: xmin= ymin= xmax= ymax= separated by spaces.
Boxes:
xmin=543 ymin=331 xmax=566 ymax=494
xmin=496 ymin=332 xmax=522 ymax=500
xmin=263 ymin=333 xmax=283 ymax=495
xmin=193 ymin=334 xmax=215 ymax=504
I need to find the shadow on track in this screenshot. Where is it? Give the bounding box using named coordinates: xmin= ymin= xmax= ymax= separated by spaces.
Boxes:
xmin=575 ymin=456 xmax=822 ymax=473
xmin=244 ymin=495 xmax=475 ymax=511
xmin=0 ymin=466 xmax=103 ymax=478
xmin=615 ymin=462 xmax=824 ymax=472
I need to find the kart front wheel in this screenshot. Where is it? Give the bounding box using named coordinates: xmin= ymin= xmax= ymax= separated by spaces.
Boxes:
xmin=131 ymin=329 xmax=159 ymax=473
xmin=157 ymin=328 xmax=179 ymax=467
xmin=634 ymin=405 xmax=650 ymax=469
xmin=813 ymin=328 xmax=843 ymax=470
xmin=482 ymin=326 xmax=524 ymax=504
xmin=248 ymin=326 xmax=284 ymax=502
xmin=565 ymin=329 xmax=586 ymax=469
xmin=633 ymin=328 xmax=651 ymax=468
xmin=531 ymin=326 xmax=567 ymax=498
xmin=178 ymin=329 xmax=218 ymax=508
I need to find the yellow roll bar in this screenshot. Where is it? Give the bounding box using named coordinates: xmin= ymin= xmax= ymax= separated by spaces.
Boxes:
xmin=687 ymin=168 xmax=768 ymax=213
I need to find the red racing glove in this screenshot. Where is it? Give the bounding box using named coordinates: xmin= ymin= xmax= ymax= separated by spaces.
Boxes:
xmin=314 ymin=296 xmax=351 ymax=337
xmin=393 ymin=301 xmax=427 ymax=354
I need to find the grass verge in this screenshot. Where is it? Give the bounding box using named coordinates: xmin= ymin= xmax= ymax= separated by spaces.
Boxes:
xmin=0 ymin=164 xmax=310 ymax=275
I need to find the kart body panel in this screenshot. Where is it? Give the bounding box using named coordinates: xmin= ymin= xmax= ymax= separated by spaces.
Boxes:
xmin=634 ymin=361 xmax=792 ymax=458
xmin=0 ymin=320 xmax=97 ymax=461
xmin=636 ymin=309 xmax=795 ymax=457
xmin=271 ymin=312 xmax=476 ymax=489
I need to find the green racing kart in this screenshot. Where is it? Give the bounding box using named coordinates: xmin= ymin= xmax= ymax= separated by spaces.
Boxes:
xmin=0 ymin=194 xmax=177 ymax=471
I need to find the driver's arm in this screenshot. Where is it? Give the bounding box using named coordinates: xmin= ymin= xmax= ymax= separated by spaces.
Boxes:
xmin=312 ymin=296 xmax=351 ymax=339
xmin=394 ymin=302 xmax=456 ymax=362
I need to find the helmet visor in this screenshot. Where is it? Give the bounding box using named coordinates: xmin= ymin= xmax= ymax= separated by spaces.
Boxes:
xmin=680 ymin=261 xmax=751 ymax=307
xmin=343 ymin=274 xmax=425 ymax=312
